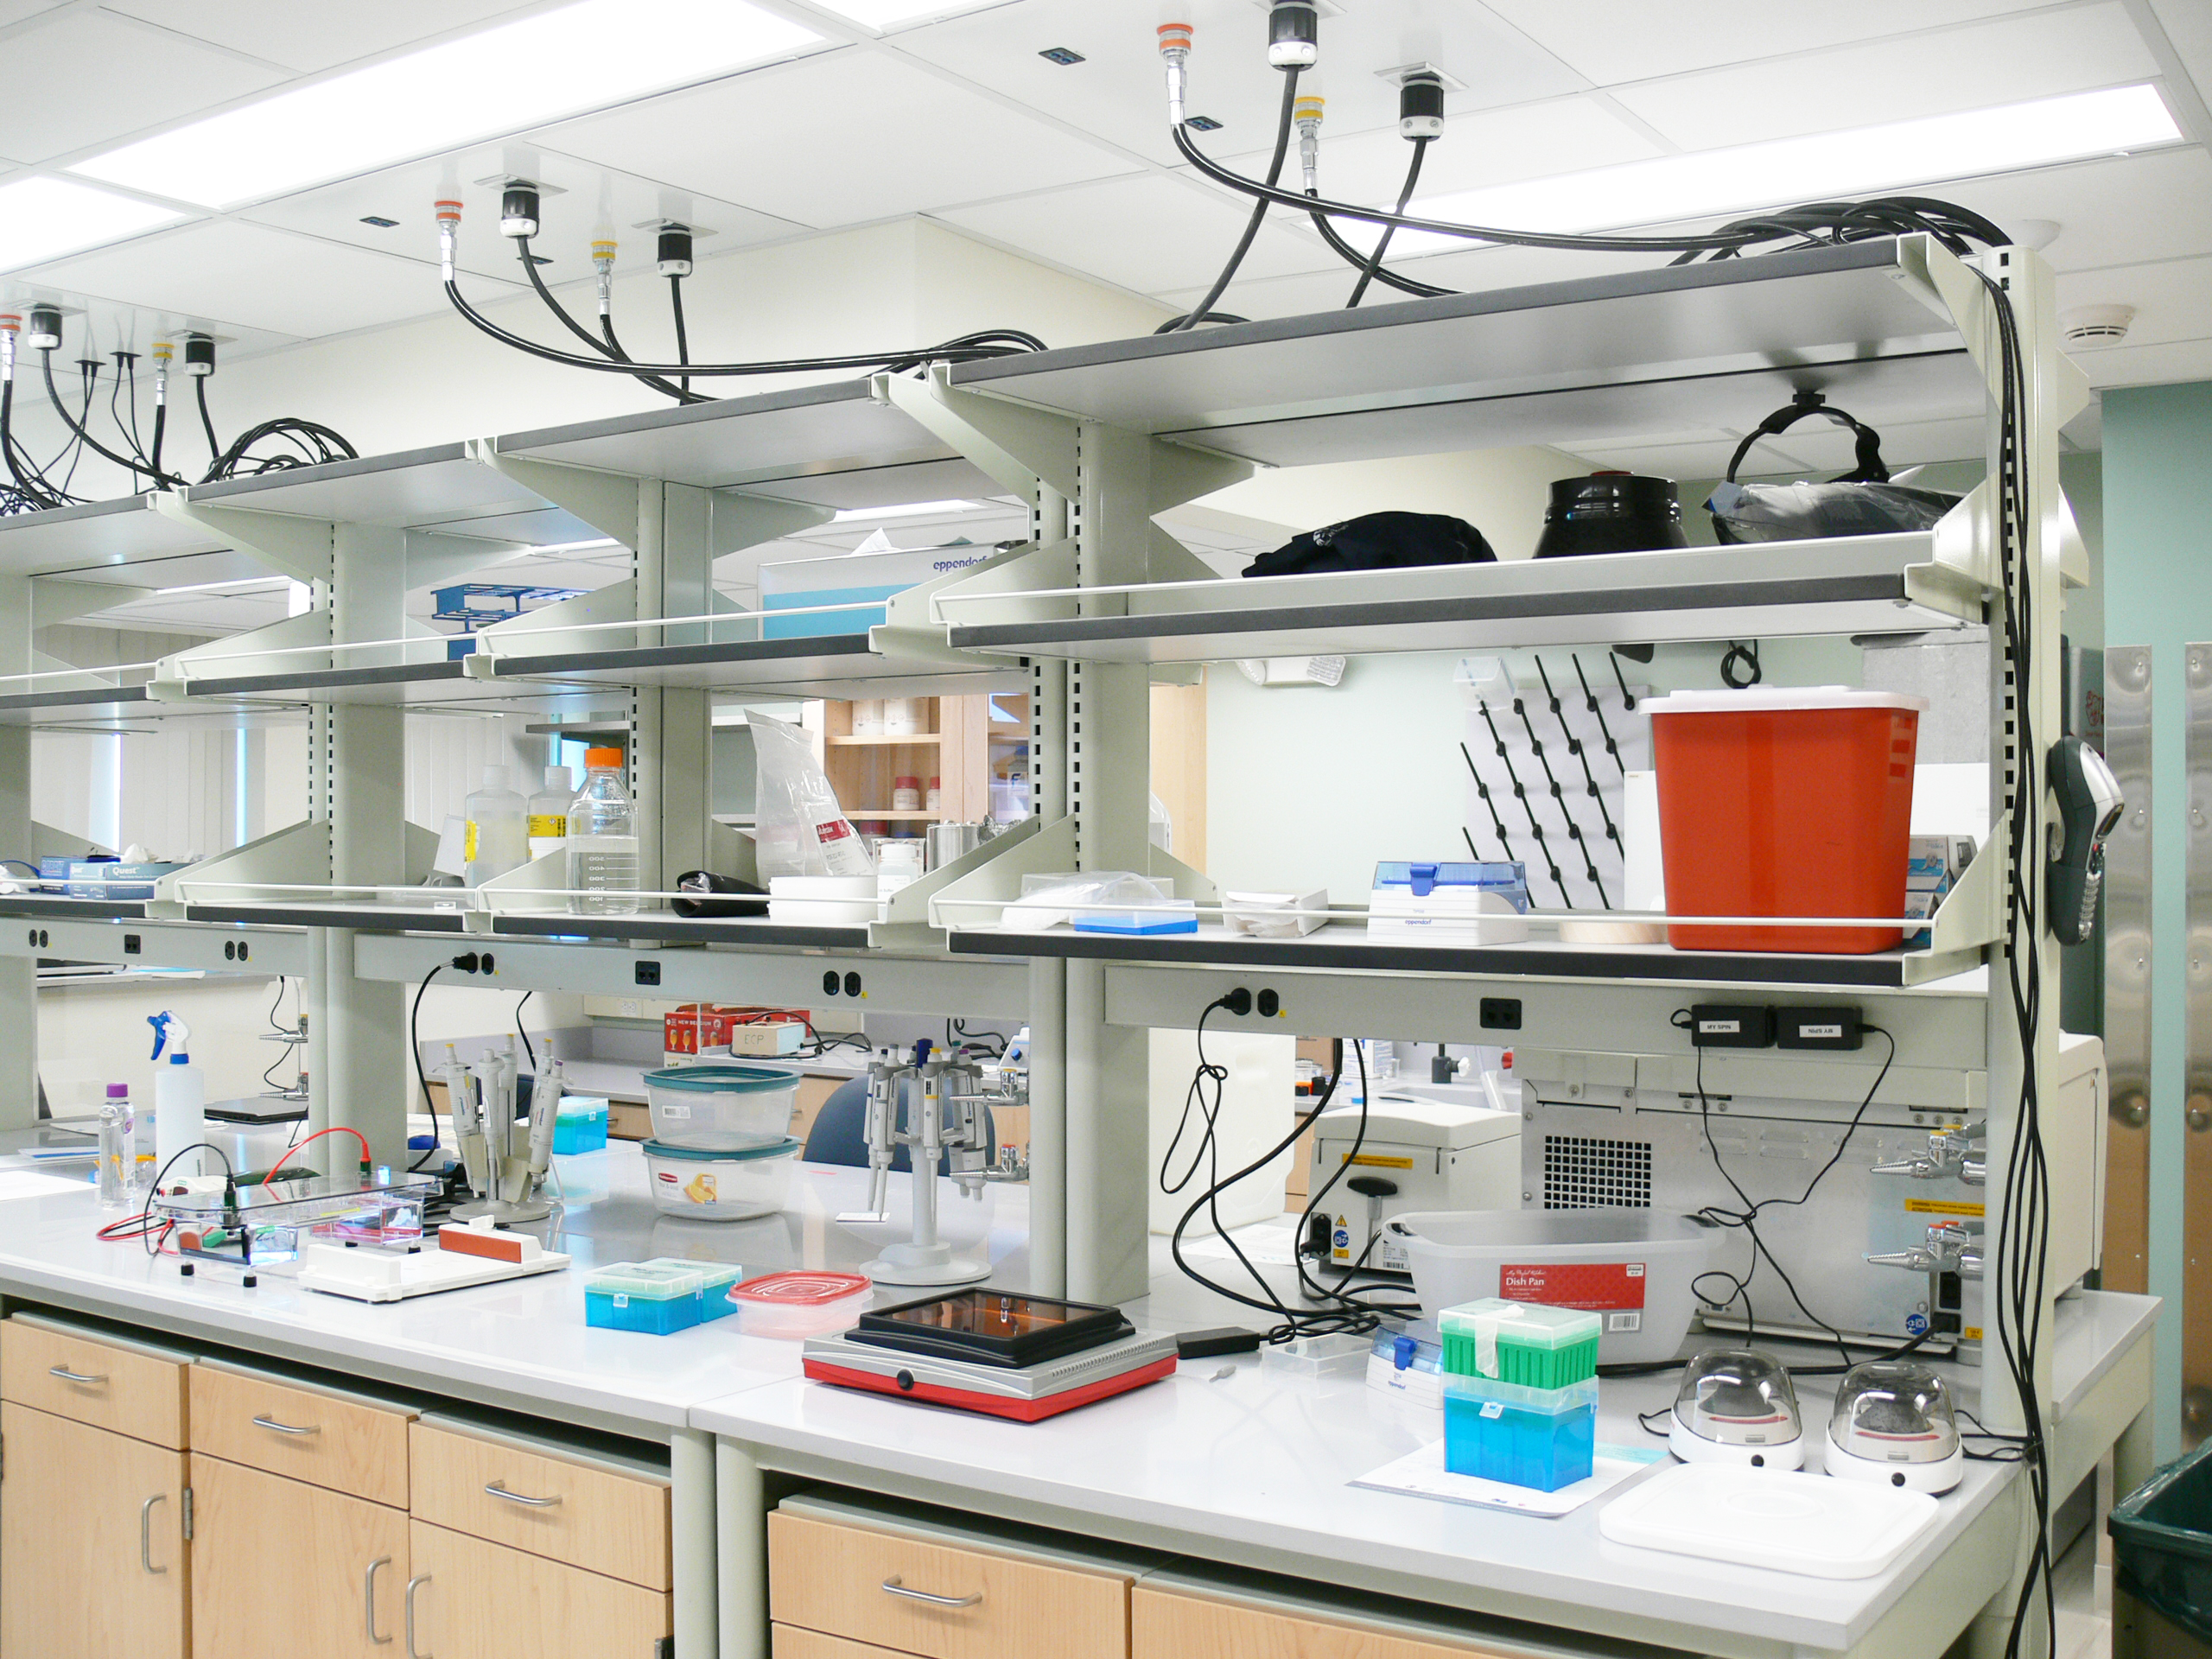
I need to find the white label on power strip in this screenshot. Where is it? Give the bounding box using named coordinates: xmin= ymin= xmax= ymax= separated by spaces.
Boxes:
xmin=1801 ymin=1024 xmax=1845 ymax=1039
xmin=1700 ymin=1020 xmax=1740 ymax=1033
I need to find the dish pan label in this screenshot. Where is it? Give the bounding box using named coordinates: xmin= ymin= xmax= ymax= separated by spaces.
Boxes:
xmin=1500 ymin=1261 xmax=1646 ymax=1321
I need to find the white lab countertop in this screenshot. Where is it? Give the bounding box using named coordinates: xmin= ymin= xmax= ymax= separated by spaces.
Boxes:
xmin=0 ymin=1137 xmax=2157 ymax=1658
xmin=0 ymin=1140 xmax=1025 ymax=1438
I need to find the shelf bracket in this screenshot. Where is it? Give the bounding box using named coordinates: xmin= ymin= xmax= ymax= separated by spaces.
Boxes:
xmin=712 ymin=491 xmax=834 ymax=555
xmin=1147 ymin=437 xmax=1253 ymax=516
xmin=468 ymin=439 xmax=640 ymax=548
xmin=923 ymin=816 xmax=1076 ymax=936
xmin=30 ymin=578 xmax=130 ymax=631
xmin=153 ymin=493 xmax=334 ymax=586
xmin=468 ymin=578 xmax=639 ymax=672
xmin=921 ymin=541 xmax=1077 ymax=631
xmin=153 ymin=819 xmax=330 ymax=917
xmin=872 ymin=813 xmax=1046 ymax=950
xmin=148 ymin=609 xmax=333 ymax=698
xmin=1146 ymin=844 xmax=1217 ymax=904
xmin=1924 ymin=834 xmax=2002 ymax=962
xmin=876 ymin=365 xmax=1076 ymax=501
xmin=401 ymin=530 xmax=534 ymax=592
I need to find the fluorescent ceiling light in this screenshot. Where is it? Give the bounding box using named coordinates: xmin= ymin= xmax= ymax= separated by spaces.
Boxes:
xmin=154 ymin=575 xmax=291 ymax=595
xmin=522 ymin=537 xmax=623 ymax=556
xmin=830 ymin=499 xmax=985 ymax=522
xmin=0 ymin=177 xmax=185 ymax=273
xmin=803 ymin=0 xmax=1002 ymax=29
xmin=70 ymin=0 xmax=820 ymax=209
xmin=1389 ymin=84 xmax=2181 ymax=257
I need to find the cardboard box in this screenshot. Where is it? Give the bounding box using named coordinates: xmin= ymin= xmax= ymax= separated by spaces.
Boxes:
xmin=758 ymin=543 xmax=996 ymax=639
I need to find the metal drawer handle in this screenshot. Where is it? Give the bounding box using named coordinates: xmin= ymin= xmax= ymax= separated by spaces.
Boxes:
xmin=881 ymin=1576 xmax=983 ymax=1610
xmin=484 ymin=1480 xmax=562 ymax=1509
xmin=252 ymin=1414 xmax=321 ymax=1436
xmin=140 ymin=1494 xmax=167 ymax=1575
xmin=405 ymin=1573 xmax=431 ymax=1659
xmin=365 ymin=1556 xmax=392 ymax=1645
xmin=48 ymin=1365 xmax=107 ymax=1385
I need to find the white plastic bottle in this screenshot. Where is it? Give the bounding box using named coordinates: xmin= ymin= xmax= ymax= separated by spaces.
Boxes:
xmin=566 ymin=747 xmax=640 ymax=916
xmin=148 ymin=1011 xmax=205 ymax=1175
xmin=527 ymin=765 xmax=574 ymax=861
xmin=465 ymin=765 xmax=528 ymax=887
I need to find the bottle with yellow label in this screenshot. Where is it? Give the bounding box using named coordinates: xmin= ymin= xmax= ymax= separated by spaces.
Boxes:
xmin=464 ymin=764 xmax=528 ymax=887
xmin=528 ymin=765 xmax=574 ymax=861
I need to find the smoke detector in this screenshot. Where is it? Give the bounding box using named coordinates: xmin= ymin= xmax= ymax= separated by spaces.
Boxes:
xmin=2061 ymin=304 xmax=2135 ymax=346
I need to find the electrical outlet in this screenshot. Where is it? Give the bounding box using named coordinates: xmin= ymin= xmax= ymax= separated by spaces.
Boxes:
xmin=634 ymin=961 xmax=661 ymax=988
xmin=619 ymin=998 xmax=641 ymax=1019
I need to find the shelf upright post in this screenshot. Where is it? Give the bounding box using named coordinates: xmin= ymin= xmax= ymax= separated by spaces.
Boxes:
xmin=315 ymin=523 xmax=411 ymax=1167
xmin=631 ymin=480 xmax=712 ymax=893
xmin=1065 ymin=421 xmax=1159 ymax=1304
xmin=1027 ymin=481 xmax=1071 ymax=1295
xmin=0 ymin=571 xmax=33 ymax=1128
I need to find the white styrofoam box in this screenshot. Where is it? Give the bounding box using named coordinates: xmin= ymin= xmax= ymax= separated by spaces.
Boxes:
xmin=758 ymin=544 xmax=996 ymax=639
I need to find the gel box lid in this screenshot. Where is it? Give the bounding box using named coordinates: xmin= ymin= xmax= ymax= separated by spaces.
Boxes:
xmin=644 ymin=1064 xmax=802 ymax=1093
xmin=730 ymin=1271 xmax=872 ymax=1306
xmin=585 ymin=1262 xmax=704 ymax=1300
xmin=1440 ymin=1298 xmax=1604 ymax=1348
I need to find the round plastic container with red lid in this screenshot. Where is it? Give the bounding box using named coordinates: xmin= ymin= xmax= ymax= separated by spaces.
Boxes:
xmin=1644 ymin=686 xmax=1927 ymax=954
xmin=726 ymin=1270 xmax=872 ymax=1338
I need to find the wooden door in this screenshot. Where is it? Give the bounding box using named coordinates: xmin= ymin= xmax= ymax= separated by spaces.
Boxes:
xmin=405 ymin=1520 xmax=671 ymax=1659
xmin=188 ymin=1453 xmax=409 ymax=1657
xmin=0 ymin=1402 xmax=188 ymax=1659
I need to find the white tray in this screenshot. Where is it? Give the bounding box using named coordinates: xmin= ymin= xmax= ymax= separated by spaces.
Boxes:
xmin=1597 ymin=1462 xmax=1940 ymax=1580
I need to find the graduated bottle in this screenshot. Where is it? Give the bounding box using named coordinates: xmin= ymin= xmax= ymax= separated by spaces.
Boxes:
xmin=567 ymin=747 xmax=639 ymax=915
xmin=527 ymin=765 xmax=573 ymax=861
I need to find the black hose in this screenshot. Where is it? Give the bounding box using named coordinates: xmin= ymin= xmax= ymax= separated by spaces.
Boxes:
xmin=195 ymin=378 xmax=220 ymax=467
xmin=1347 ymin=137 xmax=1429 ymax=308
xmin=670 ymin=275 xmax=691 ymax=397
xmin=513 ymin=238 xmax=699 ymax=404
xmin=1308 ymin=197 xmax=1453 ymax=297
xmin=41 ymin=351 xmax=175 ymax=487
xmin=1173 ymin=67 xmax=1302 ymax=333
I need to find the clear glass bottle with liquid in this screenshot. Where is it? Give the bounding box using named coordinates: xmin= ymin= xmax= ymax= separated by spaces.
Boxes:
xmin=97 ymin=1095 xmax=127 ymax=1208
xmin=466 ymin=765 xmax=528 ymax=887
xmin=567 ymin=747 xmax=639 ymax=915
xmin=527 ymin=765 xmax=574 ymax=861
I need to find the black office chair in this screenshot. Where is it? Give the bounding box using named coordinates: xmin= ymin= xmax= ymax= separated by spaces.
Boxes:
xmin=803 ymin=1074 xmax=995 ymax=1176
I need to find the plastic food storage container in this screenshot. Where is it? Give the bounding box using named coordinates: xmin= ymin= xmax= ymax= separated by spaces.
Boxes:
xmin=1390 ymin=1210 xmax=1721 ymax=1365
xmin=644 ymin=1064 xmax=801 ymax=1150
xmin=585 ymin=1262 xmax=709 ymax=1335
xmin=640 ymin=1137 xmax=802 ymax=1220
xmin=1439 ymin=1299 xmax=1601 ymax=1388
xmin=728 ymin=1270 xmax=874 ymax=1338
xmin=551 ymin=1096 xmax=609 ymax=1155
xmin=1444 ymin=1374 xmax=1599 ymax=1491
xmin=639 ymin=1256 xmax=743 ymax=1321
xmin=1644 ymin=687 xmax=1926 ymax=953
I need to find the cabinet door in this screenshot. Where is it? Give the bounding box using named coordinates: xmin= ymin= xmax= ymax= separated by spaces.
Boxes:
xmin=188 ymin=1453 xmax=408 ymax=1658
xmin=406 ymin=1520 xmax=671 ymax=1659
xmin=0 ymin=1402 xmax=188 ymax=1659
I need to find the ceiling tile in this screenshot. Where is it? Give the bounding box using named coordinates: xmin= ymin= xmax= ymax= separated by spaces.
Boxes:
xmin=537 ymin=48 xmax=1133 ymax=226
xmin=938 ymin=173 xmax=1334 ymax=297
xmin=1222 ymin=96 xmax=1662 ymax=212
xmin=105 ymin=0 xmax=539 ymax=73
xmin=2057 ymin=252 xmax=2212 ymax=348
xmin=2069 ymin=333 xmax=2212 ymax=389
xmin=241 ymin=146 xmax=806 ymax=285
xmin=1611 ymin=3 xmax=2163 ymax=150
xmin=0 ymin=11 xmax=285 ymax=162
xmin=894 ymin=0 xmax=1592 ymax=171
xmin=1936 ymin=148 xmax=2212 ymax=272
xmin=1479 ymin=0 xmax=2052 ymax=88
xmin=22 ymin=220 xmax=484 ymax=339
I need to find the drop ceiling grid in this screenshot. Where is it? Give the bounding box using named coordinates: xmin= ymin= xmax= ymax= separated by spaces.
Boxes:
xmin=0 ymin=8 xmax=284 ymax=164
xmin=104 ymin=0 xmax=553 ymax=75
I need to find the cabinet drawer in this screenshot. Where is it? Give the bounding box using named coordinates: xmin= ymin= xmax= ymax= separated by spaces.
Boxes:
xmin=410 ymin=1420 xmax=671 ymax=1592
xmin=407 ymin=1520 xmax=671 ymax=1659
xmin=189 ymin=1363 xmax=413 ymax=1508
xmin=770 ymin=1510 xmax=1130 ymax=1659
xmin=1132 ymin=1586 xmax=1505 ymax=1659
xmin=775 ymin=1626 xmax=914 ymax=1659
xmin=0 ymin=1315 xmax=188 ymax=1448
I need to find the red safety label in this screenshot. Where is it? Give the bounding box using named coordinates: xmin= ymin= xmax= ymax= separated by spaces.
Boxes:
xmin=1499 ymin=1261 xmax=1647 ymax=1313
xmin=817 ymin=819 xmax=856 ymax=844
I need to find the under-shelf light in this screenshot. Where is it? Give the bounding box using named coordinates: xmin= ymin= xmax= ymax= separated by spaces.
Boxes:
xmin=830 ymin=499 xmax=985 ymax=522
xmin=1386 ymin=83 xmax=2182 ymax=257
xmin=69 ymin=0 xmax=821 ymax=210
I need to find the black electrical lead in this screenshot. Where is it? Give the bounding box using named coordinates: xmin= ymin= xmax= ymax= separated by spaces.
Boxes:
xmin=1537 ymin=655 xmax=1623 ymax=863
xmin=1459 ymin=740 xmax=1520 ymax=866
xmin=1478 ymin=701 xmax=1567 ymax=904
xmin=1512 ymin=688 xmax=1609 ymax=909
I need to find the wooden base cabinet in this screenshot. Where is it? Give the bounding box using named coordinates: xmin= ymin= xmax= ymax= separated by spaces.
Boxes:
xmin=405 ymin=1520 xmax=671 ymax=1658
xmin=1131 ymin=1586 xmax=1506 ymax=1659
xmin=188 ymin=1453 xmax=409 ymax=1658
xmin=0 ymin=1401 xmax=190 ymax=1659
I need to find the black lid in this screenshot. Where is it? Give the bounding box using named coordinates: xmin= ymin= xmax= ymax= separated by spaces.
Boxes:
xmin=1544 ymin=471 xmax=1682 ymax=523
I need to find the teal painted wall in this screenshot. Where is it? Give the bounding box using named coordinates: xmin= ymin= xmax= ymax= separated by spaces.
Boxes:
xmin=2103 ymin=379 xmax=2212 ymax=1460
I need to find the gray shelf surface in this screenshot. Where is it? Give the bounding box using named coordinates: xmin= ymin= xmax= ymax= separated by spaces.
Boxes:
xmin=950 ymin=917 xmax=1956 ymax=989
xmin=189 ymin=442 xmax=600 ymax=548
xmin=175 ymin=899 xmax=872 ymax=951
xmin=946 ymin=532 xmax=1981 ymax=663
xmin=0 ymin=893 xmax=154 ymax=922
xmin=0 ymin=494 xmax=234 ymax=582
xmin=492 ymin=631 xmax=1030 ymax=699
xmin=947 ymin=238 xmax=1980 ymax=467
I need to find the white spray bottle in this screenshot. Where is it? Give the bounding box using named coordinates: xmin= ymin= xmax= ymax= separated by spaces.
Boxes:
xmin=148 ymin=1012 xmax=206 ymax=1175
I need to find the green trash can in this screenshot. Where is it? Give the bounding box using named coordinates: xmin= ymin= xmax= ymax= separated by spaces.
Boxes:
xmin=2113 ymin=1440 xmax=2212 ymax=1652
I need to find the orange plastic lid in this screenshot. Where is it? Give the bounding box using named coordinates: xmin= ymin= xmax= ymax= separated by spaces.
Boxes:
xmin=728 ymin=1271 xmax=870 ymax=1306
xmin=585 ymin=747 xmax=625 ymax=766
